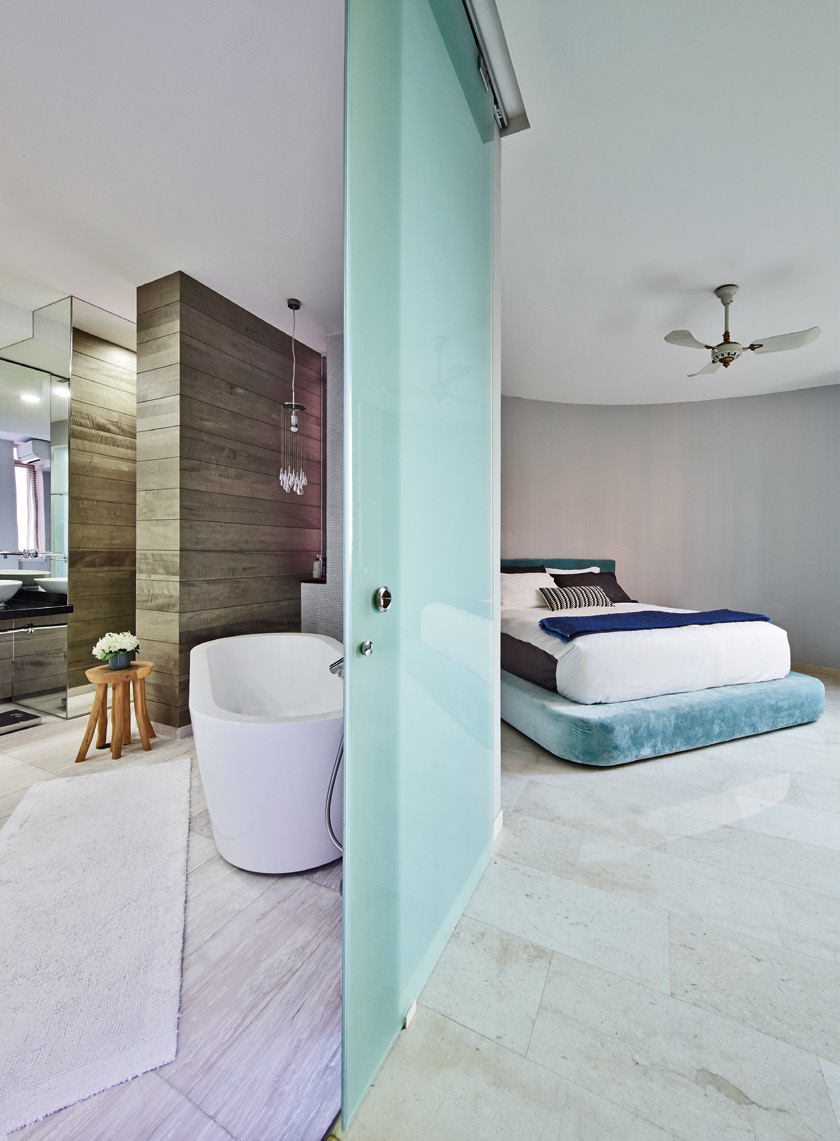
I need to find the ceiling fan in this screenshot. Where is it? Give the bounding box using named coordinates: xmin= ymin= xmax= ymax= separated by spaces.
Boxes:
xmin=664 ymin=285 xmax=821 ymax=377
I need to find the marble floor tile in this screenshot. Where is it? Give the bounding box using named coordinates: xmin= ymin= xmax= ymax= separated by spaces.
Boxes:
xmin=736 ymin=797 xmax=840 ymax=850
xmin=420 ymin=914 xmax=553 ymax=1055
xmin=763 ymin=880 xmax=840 ymax=962
xmin=528 ymin=951 xmax=839 ymax=1141
xmin=182 ymin=851 xmax=277 ymax=958
xmin=466 ymin=855 xmax=671 ymax=991
xmin=332 ymin=1005 xmax=568 ymax=1141
xmin=187 ymin=828 xmax=218 ymax=874
xmin=540 ymin=1083 xmax=678 ymax=1141
xmin=515 ymin=777 xmax=723 ymax=849
xmin=572 ymin=833 xmax=782 ymax=945
xmin=495 ymin=809 xmax=583 ymax=880
xmin=670 ymin=914 xmax=840 ymax=1064
xmin=665 ymin=821 xmax=840 ymax=899
xmin=500 ymin=768 xmax=530 ymax=811
xmin=822 ymin=1058 xmax=840 ymax=1130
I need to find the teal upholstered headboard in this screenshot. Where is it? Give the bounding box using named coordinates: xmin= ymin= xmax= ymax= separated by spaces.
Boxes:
xmin=501 ymin=557 xmax=616 ymax=573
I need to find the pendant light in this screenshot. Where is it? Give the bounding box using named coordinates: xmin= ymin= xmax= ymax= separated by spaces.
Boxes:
xmin=279 ymin=298 xmax=307 ymax=495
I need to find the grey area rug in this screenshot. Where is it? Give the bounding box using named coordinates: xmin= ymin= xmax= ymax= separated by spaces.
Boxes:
xmin=0 ymin=758 xmax=191 ymax=1134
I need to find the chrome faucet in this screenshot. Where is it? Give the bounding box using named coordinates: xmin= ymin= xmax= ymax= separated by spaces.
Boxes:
xmin=329 ymin=657 xmax=344 ymax=678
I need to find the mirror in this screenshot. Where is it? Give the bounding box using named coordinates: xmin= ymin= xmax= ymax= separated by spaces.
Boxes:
xmin=0 ymin=297 xmax=72 ymax=719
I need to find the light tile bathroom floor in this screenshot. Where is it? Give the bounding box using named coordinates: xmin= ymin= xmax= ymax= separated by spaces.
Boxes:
xmin=0 ymin=705 xmax=342 ymax=1141
xmin=333 ymin=666 xmax=840 ymax=1141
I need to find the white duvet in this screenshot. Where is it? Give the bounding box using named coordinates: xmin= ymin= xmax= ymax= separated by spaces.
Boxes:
xmin=501 ymin=602 xmax=791 ymax=704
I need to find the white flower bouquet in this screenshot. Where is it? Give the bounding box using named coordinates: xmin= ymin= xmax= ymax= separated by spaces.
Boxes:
xmin=92 ymin=631 xmax=140 ymax=662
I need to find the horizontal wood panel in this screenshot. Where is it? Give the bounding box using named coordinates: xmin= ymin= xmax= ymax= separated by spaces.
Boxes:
xmin=138 ymin=272 xmax=181 ymax=314
xmin=69 ymin=449 xmax=138 ymax=484
xmin=136 ymin=458 xmax=180 ymax=491
xmin=136 ymin=551 xmax=179 ymax=578
xmin=69 ymin=616 xmax=137 ymax=655
xmin=71 ymin=354 xmax=135 ymax=394
xmin=179 ymin=575 xmax=303 ymax=615
xmin=73 ymin=331 xmax=136 ymax=372
xmin=136 ymin=519 xmax=179 ymax=552
xmin=136 ymin=396 xmax=180 ymax=432
xmin=178 ymin=272 xmax=321 ymax=372
xmin=137 ymin=300 xmax=179 ymax=344
xmin=180 ymin=428 xmax=322 ymax=486
xmin=137 ymin=488 xmax=179 ymax=521
xmin=71 ymin=402 xmax=135 ymax=441
xmin=180 ymin=387 xmax=321 ymax=447
xmin=68 ymin=569 xmax=135 ymax=599
xmin=136 ymin=362 xmax=180 ymax=402
xmin=137 ymin=332 xmax=179 ymax=374
xmin=179 ymin=486 xmax=321 ymax=529
xmin=180 ymin=520 xmax=321 ymax=553
xmin=129 ymin=638 xmax=188 ymax=676
xmin=70 ymin=549 xmax=136 ymax=570
xmin=69 ymin=523 xmax=136 ymax=550
xmin=178 ymin=550 xmax=312 ymax=581
xmin=180 ymin=333 xmax=319 ymax=405
xmin=71 ymin=374 xmax=137 ymax=417
xmin=136 ymin=578 xmax=179 ymax=613
xmin=179 ymin=599 xmax=300 ymax=637
xmin=70 ymin=593 xmax=136 ymax=622
xmin=180 ymin=303 xmax=321 ymax=394
xmin=136 ymin=609 xmax=183 ymax=643
xmin=70 ymin=474 xmax=136 ymax=505
xmin=180 ymin=456 xmax=320 ymax=506
xmin=136 ymin=426 xmax=179 ymax=463
xmin=69 ymin=425 xmax=136 ymax=462
xmin=70 ymin=497 xmax=136 ymax=527
xmin=145 ymin=674 xmax=189 ymax=710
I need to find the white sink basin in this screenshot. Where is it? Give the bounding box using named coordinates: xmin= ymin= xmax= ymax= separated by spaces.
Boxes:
xmin=37 ymin=578 xmax=68 ymax=596
xmin=0 ymin=580 xmax=23 ymax=605
xmin=0 ymin=569 xmax=49 ymax=586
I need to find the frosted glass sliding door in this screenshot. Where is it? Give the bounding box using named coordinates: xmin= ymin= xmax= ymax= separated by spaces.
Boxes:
xmin=343 ymin=0 xmax=497 ymax=1124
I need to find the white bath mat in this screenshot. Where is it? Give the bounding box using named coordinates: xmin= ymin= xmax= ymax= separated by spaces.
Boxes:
xmin=0 ymin=758 xmax=191 ymax=1133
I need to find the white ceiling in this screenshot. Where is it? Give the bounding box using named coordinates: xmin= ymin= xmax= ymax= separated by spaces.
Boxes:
xmin=0 ymin=1 xmax=837 ymax=404
xmin=496 ymin=0 xmax=840 ymax=403
xmin=0 ymin=0 xmax=346 ymax=353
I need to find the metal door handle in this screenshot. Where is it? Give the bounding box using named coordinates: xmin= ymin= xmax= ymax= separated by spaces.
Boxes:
xmin=373 ymin=586 xmax=392 ymax=613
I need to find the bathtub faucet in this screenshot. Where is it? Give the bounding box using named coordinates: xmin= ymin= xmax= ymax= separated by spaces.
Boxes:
xmin=329 ymin=657 xmax=344 ymax=678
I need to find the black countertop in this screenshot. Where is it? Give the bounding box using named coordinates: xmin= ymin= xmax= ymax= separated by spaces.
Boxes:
xmin=0 ymin=592 xmax=73 ymax=621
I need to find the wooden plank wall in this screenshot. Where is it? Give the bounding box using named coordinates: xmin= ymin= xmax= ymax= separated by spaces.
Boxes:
xmin=67 ymin=331 xmax=137 ymax=688
xmin=136 ymin=272 xmax=323 ymax=728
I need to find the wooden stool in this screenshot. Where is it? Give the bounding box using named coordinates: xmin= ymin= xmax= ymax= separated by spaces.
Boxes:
xmin=75 ymin=661 xmax=156 ymax=763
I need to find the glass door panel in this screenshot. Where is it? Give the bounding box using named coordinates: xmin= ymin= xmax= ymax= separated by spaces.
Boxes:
xmin=343 ymin=0 xmax=496 ymax=1123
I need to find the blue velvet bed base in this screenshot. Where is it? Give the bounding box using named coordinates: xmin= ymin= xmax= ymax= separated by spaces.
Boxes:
xmin=501 ymin=669 xmax=825 ymax=767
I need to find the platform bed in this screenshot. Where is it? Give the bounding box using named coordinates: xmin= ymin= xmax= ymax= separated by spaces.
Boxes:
xmin=501 ymin=668 xmax=825 ymax=767
xmin=500 ymin=557 xmax=825 ymax=765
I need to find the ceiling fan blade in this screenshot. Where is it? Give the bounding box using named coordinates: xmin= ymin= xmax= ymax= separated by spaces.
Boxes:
xmin=688 ymin=361 xmax=721 ymax=377
xmin=665 ymin=329 xmax=712 ymax=350
xmin=749 ymin=326 xmax=821 ymax=354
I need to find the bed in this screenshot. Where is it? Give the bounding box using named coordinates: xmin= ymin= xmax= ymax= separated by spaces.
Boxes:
xmin=500 ymin=558 xmax=825 ymax=766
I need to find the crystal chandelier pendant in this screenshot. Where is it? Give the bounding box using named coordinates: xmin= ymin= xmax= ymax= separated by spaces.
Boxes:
xmin=279 ymin=299 xmax=307 ymax=494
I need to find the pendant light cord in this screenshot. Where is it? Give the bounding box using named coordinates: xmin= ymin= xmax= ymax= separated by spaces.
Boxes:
xmin=290 ymin=307 xmax=296 ymax=405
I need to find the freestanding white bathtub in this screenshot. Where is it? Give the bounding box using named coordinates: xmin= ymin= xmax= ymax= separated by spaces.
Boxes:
xmin=189 ymin=632 xmax=344 ymax=874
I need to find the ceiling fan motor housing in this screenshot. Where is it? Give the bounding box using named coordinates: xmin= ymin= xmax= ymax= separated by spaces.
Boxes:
xmin=712 ymin=340 xmax=744 ymax=367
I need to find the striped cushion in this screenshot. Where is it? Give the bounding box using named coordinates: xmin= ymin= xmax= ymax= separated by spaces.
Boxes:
xmin=538 ymin=584 xmax=614 ymax=611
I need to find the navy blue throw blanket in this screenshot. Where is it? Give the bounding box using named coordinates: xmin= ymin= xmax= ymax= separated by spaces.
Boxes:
xmin=539 ymin=608 xmax=770 ymax=643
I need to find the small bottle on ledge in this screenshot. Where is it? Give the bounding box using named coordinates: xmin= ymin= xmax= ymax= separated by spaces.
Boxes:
xmin=313 ymin=556 xmax=323 ymax=579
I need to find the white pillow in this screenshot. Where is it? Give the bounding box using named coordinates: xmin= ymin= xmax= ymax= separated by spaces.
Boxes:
xmin=500 ymin=572 xmax=557 ymax=609
xmin=546 ymin=566 xmax=600 ymax=574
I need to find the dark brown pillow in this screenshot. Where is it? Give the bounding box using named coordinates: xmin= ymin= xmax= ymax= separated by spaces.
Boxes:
xmin=549 ymin=570 xmax=635 ymax=603
xmin=501 ymin=564 xmax=547 ymax=574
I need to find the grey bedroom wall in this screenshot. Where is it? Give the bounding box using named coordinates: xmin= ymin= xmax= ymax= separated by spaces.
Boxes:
xmin=501 ymin=384 xmax=840 ymax=668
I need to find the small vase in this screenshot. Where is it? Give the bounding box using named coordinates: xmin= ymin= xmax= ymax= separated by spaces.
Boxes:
xmin=108 ymin=651 xmax=133 ymax=671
